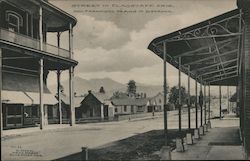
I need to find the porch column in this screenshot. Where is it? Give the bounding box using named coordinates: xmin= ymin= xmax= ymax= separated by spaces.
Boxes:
xmin=208 ymin=84 xmax=211 ymax=123
xmin=39 ymin=58 xmax=44 ymax=130
xmin=175 ymin=57 xmax=185 ymax=152
xmin=219 ymin=85 xmax=222 ymax=119
xmin=39 ymin=6 xmax=43 ymax=50
xmin=0 ymin=48 xmax=2 ymax=132
xmin=178 ymin=57 xmax=182 ymax=132
xmin=199 ymin=79 xmax=203 ymax=127
xmin=195 ymin=77 xmax=198 ymax=129
xmin=57 ymin=31 xmax=62 ymax=124
xmin=227 ymin=86 xmax=230 ymax=113
xmin=38 ymin=5 xmax=45 ymax=130
xmin=187 ymin=66 xmax=191 ymax=130
xmin=100 ymin=104 xmax=104 ymax=119
xmin=69 ymin=23 xmax=75 ymax=126
xmin=204 ymin=83 xmax=207 ymax=124
xmin=163 ymin=42 xmax=168 ymax=145
xmin=57 ymin=70 xmax=62 ymax=124
xmin=237 ymin=1 xmax=250 ymax=158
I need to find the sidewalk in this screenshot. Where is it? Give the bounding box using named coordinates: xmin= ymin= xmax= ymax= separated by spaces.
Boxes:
xmin=171 ymin=117 xmax=244 ymax=160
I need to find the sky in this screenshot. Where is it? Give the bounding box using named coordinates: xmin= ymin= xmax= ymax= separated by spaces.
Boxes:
xmin=47 ymin=0 xmax=237 ymax=95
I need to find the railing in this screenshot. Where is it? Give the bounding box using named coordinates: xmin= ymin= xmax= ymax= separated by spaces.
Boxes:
xmin=0 ymin=28 xmax=70 ymax=59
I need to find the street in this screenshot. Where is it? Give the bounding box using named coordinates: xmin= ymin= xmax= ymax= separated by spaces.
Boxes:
xmin=1 ymin=110 xmax=239 ymax=160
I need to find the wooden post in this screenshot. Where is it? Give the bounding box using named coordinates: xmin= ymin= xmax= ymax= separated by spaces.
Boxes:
xmin=163 ymin=42 xmax=168 ymax=145
xmin=0 ymin=48 xmax=3 ymax=131
xmin=57 ymin=31 xmax=62 ymax=124
xmin=39 ymin=58 xmax=44 ymax=130
xmin=69 ymin=23 xmax=75 ymax=126
xmin=208 ymin=84 xmax=211 ymax=121
xmin=100 ymin=104 xmax=104 ymax=119
xmin=219 ymin=85 xmax=222 ymax=119
xmin=39 ymin=6 xmax=43 ymax=51
xmin=227 ymin=86 xmax=230 ymax=113
xmin=200 ymin=80 xmax=203 ymax=127
xmin=81 ymin=147 xmax=88 ymax=161
xmin=204 ymin=83 xmax=207 ymax=124
xmin=57 ymin=32 xmax=60 ymax=48
xmin=195 ymin=77 xmax=198 ymax=129
xmin=57 ymin=70 xmax=62 ymax=124
xmin=178 ymin=57 xmax=182 ymax=132
xmin=188 ymin=66 xmax=191 ymax=130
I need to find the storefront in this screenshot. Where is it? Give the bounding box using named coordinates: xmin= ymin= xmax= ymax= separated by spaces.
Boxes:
xmin=1 ymin=72 xmax=57 ymax=129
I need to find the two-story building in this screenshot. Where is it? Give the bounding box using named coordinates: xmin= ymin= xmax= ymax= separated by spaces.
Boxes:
xmin=0 ymin=0 xmax=78 ymax=130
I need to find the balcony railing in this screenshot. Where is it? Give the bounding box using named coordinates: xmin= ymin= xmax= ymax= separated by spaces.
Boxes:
xmin=0 ymin=28 xmax=70 ymax=59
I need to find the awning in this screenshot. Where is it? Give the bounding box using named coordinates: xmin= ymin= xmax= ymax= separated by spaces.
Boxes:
xmin=25 ymin=92 xmax=58 ymax=105
xmin=2 ymin=90 xmax=58 ymax=105
xmin=148 ymin=9 xmax=242 ymax=86
xmin=2 ymin=90 xmax=32 ymax=104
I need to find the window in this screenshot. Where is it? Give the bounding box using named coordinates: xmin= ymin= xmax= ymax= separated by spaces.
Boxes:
xmin=6 ymin=11 xmax=23 ymax=33
xmin=24 ymin=106 xmax=32 ymax=118
xmin=159 ymin=99 xmax=161 ymax=103
xmin=115 ymin=108 xmax=118 ymax=113
xmin=137 ymin=106 xmax=144 ymax=112
xmin=124 ymin=106 xmax=127 ymax=112
xmin=32 ymin=106 xmax=39 ymax=117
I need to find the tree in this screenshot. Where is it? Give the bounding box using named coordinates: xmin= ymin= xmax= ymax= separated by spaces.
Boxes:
xmin=127 ymin=80 xmax=136 ymax=95
xmin=111 ymin=91 xmax=128 ymax=99
xmin=99 ymin=86 xmax=105 ymax=94
xmin=168 ymin=86 xmax=187 ymax=105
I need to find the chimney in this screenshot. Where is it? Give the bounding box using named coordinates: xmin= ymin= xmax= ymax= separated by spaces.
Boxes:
xmin=88 ymin=90 xmax=92 ymax=94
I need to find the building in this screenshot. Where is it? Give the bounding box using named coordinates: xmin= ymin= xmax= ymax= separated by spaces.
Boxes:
xmin=0 ymin=0 xmax=78 ymax=130
xmin=75 ymin=90 xmax=111 ymax=121
xmin=111 ymin=97 xmax=148 ymax=115
xmin=147 ymin=92 xmax=164 ymax=113
xmin=148 ymin=0 xmax=250 ymax=158
xmin=50 ymin=93 xmax=83 ymax=124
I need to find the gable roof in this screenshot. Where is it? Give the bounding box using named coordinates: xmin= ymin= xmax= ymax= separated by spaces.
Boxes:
xmin=81 ymin=91 xmax=111 ymax=105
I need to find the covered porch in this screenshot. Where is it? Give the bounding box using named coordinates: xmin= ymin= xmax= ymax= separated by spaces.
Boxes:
xmin=148 ymin=0 xmax=250 ymax=159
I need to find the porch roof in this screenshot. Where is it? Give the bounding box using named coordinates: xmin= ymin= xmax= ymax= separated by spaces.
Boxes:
xmin=148 ymin=9 xmax=242 ymax=86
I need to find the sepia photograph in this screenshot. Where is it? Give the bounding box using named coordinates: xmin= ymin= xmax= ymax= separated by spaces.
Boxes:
xmin=0 ymin=0 xmax=249 ymax=160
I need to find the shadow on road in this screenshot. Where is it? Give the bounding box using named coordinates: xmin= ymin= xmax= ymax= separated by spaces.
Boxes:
xmin=53 ymin=129 xmax=194 ymax=161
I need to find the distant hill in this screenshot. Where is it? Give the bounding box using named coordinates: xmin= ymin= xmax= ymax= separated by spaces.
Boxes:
xmin=48 ymin=77 xmax=162 ymax=98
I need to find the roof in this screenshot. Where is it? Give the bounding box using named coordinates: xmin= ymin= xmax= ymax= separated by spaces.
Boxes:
xmin=56 ymin=93 xmax=84 ymax=107
xmin=80 ymin=91 xmax=111 ymax=105
xmin=2 ymin=90 xmax=57 ymax=105
xmin=2 ymin=90 xmax=32 ymax=104
xmin=112 ymin=98 xmax=148 ymax=106
xmin=92 ymin=92 xmax=111 ymax=103
xmin=5 ymin=0 xmax=77 ymax=32
xmin=24 ymin=92 xmax=57 ymax=105
xmin=3 ymin=72 xmax=50 ymax=93
xmin=229 ymin=92 xmax=237 ymax=102
xmin=148 ymin=9 xmax=242 ymax=86
xmin=148 ymin=92 xmax=163 ymax=100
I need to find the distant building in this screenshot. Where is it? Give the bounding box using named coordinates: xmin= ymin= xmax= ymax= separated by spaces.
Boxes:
xmin=53 ymin=93 xmax=83 ymax=124
xmin=111 ymin=97 xmax=148 ymax=115
xmin=75 ymin=90 xmax=111 ymax=121
xmin=147 ymin=92 xmax=164 ymax=113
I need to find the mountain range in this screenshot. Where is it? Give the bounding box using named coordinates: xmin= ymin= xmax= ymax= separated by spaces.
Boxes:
xmin=48 ymin=76 xmax=163 ymax=98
